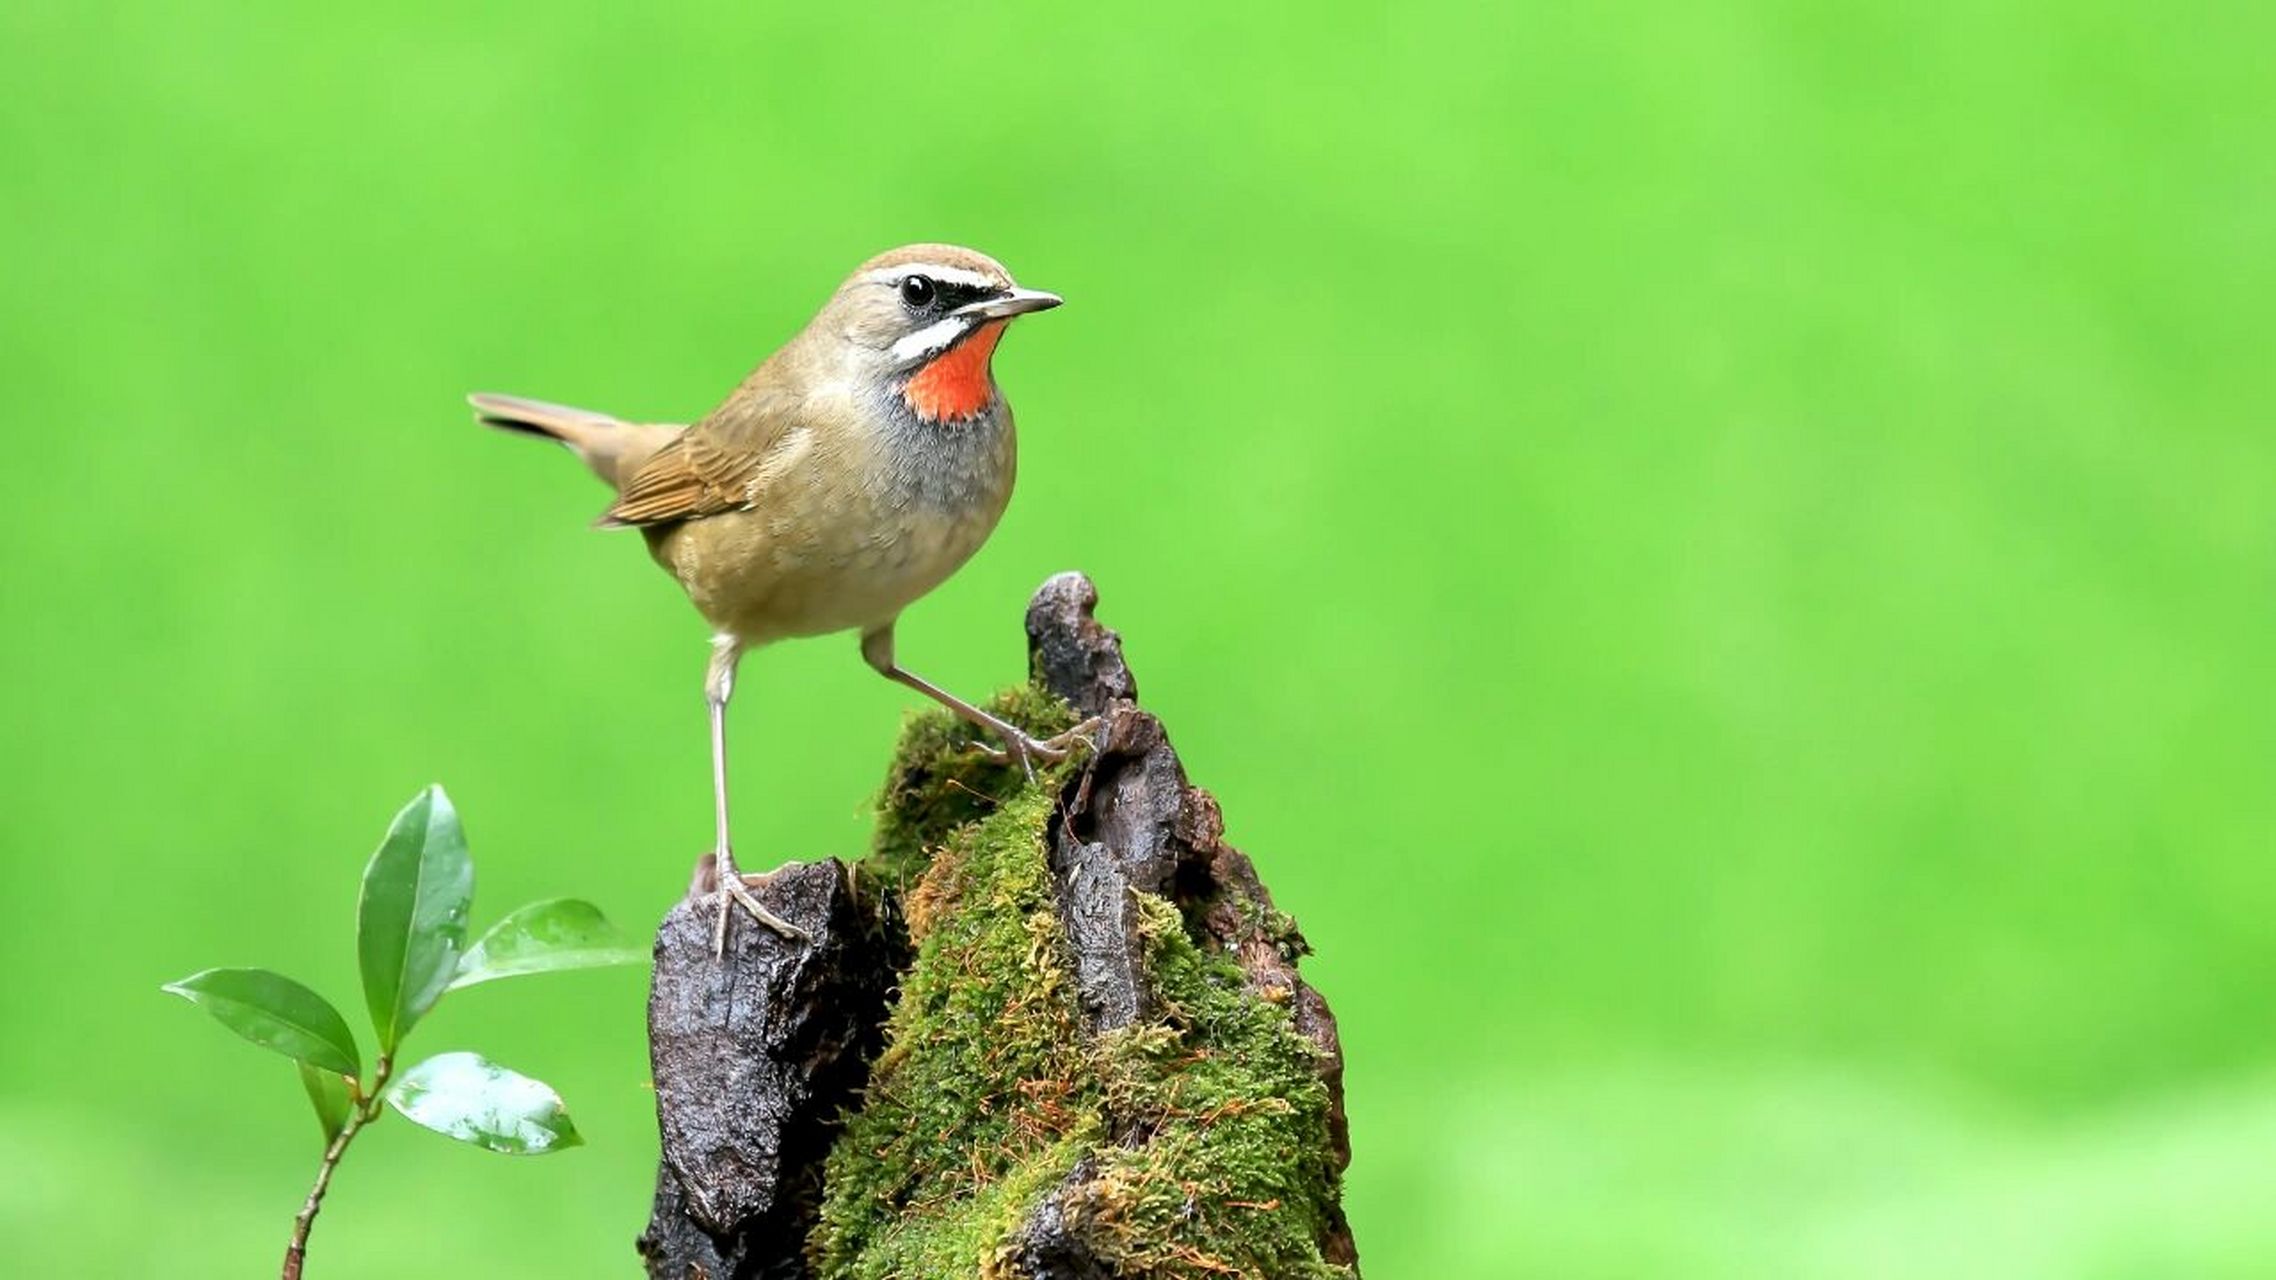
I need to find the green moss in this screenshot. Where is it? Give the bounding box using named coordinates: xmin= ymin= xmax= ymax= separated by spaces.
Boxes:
xmin=817 ymin=688 xmax=1352 ymax=1279
xmin=864 ymin=685 xmax=1075 ymax=894
xmin=1075 ymin=895 xmax=1348 ymax=1280
xmin=817 ymin=783 xmax=1101 ymax=1278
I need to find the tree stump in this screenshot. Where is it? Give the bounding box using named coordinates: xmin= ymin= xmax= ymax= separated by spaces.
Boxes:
xmin=637 ymin=573 xmax=1359 ymax=1279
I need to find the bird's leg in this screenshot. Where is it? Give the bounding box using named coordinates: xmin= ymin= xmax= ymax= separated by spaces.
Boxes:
xmin=704 ymin=635 xmax=807 ymax=956
xmin=860 ymin=626 xmax=1101 ymax=780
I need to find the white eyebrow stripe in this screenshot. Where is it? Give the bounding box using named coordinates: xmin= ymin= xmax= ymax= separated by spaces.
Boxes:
xmin=889 ymin=314 xmax=975 ymax=361
xmin=862 ymin=263 xmax=999 ymax=291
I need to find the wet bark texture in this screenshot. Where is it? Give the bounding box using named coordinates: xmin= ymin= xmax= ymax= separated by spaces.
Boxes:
xmin=638 ymin=573 xmax=1356 ymax=1278
xmin=637 ymin=858 xmax=891 ymax=1279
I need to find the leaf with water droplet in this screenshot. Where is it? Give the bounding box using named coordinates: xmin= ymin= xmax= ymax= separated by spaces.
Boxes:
xmin=386 ymin=1051 xmax=582 ymax=1155
xmin=357 ymin=785 xmax=473 ymax=1053
xmin=449 ymin=898 xmax=646 ymax=991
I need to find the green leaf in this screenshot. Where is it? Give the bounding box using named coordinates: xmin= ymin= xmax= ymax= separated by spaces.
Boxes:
xmin=298 ymin=1062 xmax=351 ymax=1144
xmin=357 ymin=785 xmax=474 ymax=1054
xmin=385 ymin=1051 xmax=583 ymax=1155
xmin=162 ymin=968 xmax=361 ymax=1077
xmin=448 ymin=898 xmax=647 ymax=991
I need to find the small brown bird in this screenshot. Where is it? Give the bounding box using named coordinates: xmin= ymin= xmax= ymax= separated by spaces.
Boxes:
xmin=471 ymin=244 xmax=1086 ymax=951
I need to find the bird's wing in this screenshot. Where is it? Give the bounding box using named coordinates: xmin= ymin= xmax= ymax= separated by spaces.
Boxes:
xmin=599 ymin=434 xmax=766 ymax=526
xmin=598 ymin=381 xmax=800 ymax=528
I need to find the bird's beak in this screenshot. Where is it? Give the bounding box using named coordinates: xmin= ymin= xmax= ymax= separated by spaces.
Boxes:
xmin=955 ymin=287 xmax=1063 ymax=320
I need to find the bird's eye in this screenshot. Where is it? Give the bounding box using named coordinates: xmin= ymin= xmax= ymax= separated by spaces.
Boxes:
xmin=900 ymin=275 xmax=936 ymax=308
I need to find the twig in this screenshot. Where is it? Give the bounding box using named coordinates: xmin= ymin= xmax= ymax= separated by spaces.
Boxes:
xmin=281 ymin=1056 xmax=390 ymax=1280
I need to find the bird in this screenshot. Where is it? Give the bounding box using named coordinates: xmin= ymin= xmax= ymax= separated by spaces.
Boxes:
xmin=469 ymin=244 xmax=1088 ymax=954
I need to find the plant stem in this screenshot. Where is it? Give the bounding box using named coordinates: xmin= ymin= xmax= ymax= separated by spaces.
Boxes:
xmin=282 ymin=1056 xmax=390 ymax=1280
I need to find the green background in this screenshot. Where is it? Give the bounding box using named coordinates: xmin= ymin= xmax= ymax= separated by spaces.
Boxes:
xmin=3 ymin=3 xmax=2270 ymax=1275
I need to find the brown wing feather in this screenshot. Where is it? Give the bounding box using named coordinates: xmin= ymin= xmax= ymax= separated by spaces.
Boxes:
xmin=599 ymin=377 xmax=798 ymax=528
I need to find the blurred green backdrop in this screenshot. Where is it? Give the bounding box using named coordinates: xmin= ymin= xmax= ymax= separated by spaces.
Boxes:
xmin=3 ymin=2 xmax=2271 ymax=1275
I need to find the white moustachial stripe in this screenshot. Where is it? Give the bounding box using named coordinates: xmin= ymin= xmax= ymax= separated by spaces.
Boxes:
xmin=888 ymin=314 xmax=975 ymax=363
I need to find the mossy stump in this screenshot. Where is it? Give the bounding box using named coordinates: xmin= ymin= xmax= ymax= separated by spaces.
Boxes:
xmin=639 ymin=573 xmax=1358 ymax=1279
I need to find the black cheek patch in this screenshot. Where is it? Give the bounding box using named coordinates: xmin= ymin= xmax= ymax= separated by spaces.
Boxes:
xmin=937 ymin=281 xmax=993 ymax=312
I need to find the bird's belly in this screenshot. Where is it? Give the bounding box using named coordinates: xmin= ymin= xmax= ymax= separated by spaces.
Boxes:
xmin=650 ymin=499 xmax=1003 ymax=645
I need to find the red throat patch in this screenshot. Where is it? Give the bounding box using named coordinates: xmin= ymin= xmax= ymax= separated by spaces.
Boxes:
xmin=903 ymin=320 xmax=1007 ymax=422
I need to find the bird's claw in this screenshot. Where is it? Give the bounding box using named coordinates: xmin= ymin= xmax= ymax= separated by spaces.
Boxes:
xmin=972 ymin=716 xmax=1105 ymax=781
xmin=705 ymin=848 xmax=810 ymax=959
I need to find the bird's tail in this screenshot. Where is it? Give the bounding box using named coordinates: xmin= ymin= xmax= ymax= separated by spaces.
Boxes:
xmin=469 ymin=392 xmax=682 ymax=493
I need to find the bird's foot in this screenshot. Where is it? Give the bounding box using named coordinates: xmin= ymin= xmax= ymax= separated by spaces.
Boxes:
xmin=974 ymin=715 xmax=1105 ymax=781
xmin=705 ymin=847 xmax=810 ymax=958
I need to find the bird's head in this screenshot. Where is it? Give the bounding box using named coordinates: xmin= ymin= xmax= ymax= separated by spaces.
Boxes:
xmin=821 ymin=243 xmax=1061 ymax=423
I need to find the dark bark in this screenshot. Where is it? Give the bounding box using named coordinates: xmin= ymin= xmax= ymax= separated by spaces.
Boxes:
xmin=637 ymin=860 xmax=891 ymax=1278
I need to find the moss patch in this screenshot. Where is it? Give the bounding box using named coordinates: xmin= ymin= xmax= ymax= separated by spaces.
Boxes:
xmin=864 ymin=684 xmax=1075 ymax=894
xmin=1074 ymin=895 xmax=1347 ymax=1279
xmin=814 ymin=691 xmax=1353 ymax=1279
xmin=816 ymin=782 xmax=1101 ymax=1278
